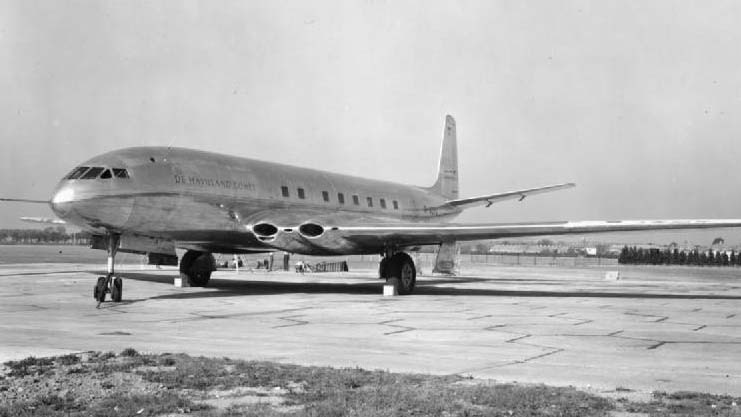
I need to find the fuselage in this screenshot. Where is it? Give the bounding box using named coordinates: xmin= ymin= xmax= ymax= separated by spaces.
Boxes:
xmin=50 ymin=147 xmax=461 ymax=254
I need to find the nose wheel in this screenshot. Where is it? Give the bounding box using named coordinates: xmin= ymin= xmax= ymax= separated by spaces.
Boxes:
xmin=94 ymin=274 xmax=123 ymax=303
xmin=94 ymin=234 xmax=123 ymax=306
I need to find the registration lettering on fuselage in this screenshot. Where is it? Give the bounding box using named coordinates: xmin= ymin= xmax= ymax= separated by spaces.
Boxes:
xmin=173 ymin=175 xmax=255 ymax=191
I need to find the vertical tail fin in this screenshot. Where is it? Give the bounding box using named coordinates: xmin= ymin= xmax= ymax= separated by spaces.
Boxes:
xmin=426 ymin=115 xmax=459 ymax=199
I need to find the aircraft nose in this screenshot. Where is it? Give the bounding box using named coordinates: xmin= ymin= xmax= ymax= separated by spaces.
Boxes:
xmin=50 ymin=185 xmax=76 ymax=219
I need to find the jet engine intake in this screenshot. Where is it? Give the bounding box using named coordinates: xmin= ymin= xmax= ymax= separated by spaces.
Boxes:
xmin=252 ymin=222 xmax=278 ymax=239
xmin=299 ymin=222 xmax=324 ymax=238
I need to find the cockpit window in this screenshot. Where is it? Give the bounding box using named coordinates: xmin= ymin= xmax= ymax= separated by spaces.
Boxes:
xmin=100 ymin=169 xmax=112 ymax=179
xmin=66 ymin=166 xmax=90 ymax=180
xmin=112 ymin=168 xmax=129 ymax=179
xmin=81 ymin=167 xmax=105 ymax=179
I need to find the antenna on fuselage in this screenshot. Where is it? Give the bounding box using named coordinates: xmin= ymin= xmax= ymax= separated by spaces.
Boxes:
xmin=163 ymin=137 xmax=177 ymax=162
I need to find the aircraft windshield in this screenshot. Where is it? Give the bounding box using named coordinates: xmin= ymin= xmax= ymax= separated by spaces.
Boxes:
xmin=113 ymin=168 xmax=129 ymax=178
xmin=65 ymin=166 xmax=130 ymax=180
xmin=81 ymin=167 xmax=105 ymax=179
xmin=66 ymin=166 xmax=90 ymax=180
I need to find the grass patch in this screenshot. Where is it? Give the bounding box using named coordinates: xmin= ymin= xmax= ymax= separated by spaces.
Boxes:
xmin=54 ymin=354 xmax=80 ymax=366
xmin=0 ymin=393 xmax=81 ymax=417
xmin=3 ymin=356 xmax=54 ymax=378
xmin=0 ymin=392 xmax=208 ymax=417
xmin=622 ymin=390 xmax=741 ymax=416
xmin=139 ymin=355 xmax=613 ymax=416
xmin=120 ymin=347 xmax=140 ymax=357
xmin=89 ymin=391 xmax=210 ymax=417
xmin=2 ymin=350 xmax=739 ymax=416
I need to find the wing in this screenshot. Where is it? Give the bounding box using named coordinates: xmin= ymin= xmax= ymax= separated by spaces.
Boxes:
xmin=0 ymin=198 xmax=48 ymax=203
xmin=20 ymin=217 xmax=66 ymax=225
xmin=267 ymin=218 xmax=741 ymax=255
xmin=442 ymin=183 xmax=575 ymax=208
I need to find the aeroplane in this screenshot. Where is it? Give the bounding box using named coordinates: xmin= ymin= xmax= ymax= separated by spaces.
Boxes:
xmin=4 ymin=115 xmax=741 ymax=303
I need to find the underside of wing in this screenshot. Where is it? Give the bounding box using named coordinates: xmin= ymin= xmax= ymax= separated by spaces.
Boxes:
xmin=20 ymin=217 xmax=66 ymax=225
xmin=443 ymin=183 xmax=575 ymax=209
xmin=275 ymin=219 xmax=741 ymax=255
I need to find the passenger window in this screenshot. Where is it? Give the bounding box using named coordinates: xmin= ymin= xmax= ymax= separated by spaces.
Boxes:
xmin=66 ymin=166 xmax=90 ymax=180
xmin=352 ymin=195 xmax=359 ymax=205
xmin=297 ymin=188 xmax=305 ymax=199
xmin=81 ymin=167 xmax=104 ymax=179
xmin=112 ymin=168 xmax=129 ymax=179
xmin=322 ymin=191 xmax=330 ymax=202
xmin=337 ymin=193 xmax=345 ymax=204
xmin=281 ymin=186 xmax=290 ymax=197
xmin=380 ymin=198 xmax=386 ymax=209
xmin=393 ymin=200 xmax=399 ymax=210
xmin=100 ymin=169 xmax=112 ymax=179
xmin=367 ymin=197 xmax=373 ymax=207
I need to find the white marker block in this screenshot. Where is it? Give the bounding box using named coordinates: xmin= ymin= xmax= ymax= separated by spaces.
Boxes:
xmin=174 ymin=277 xmax=191 ymax=287
xmin=605 ymin=271 xmax=620 ymax=281
xmin=383 ymin=278 xmax=399 ymax=296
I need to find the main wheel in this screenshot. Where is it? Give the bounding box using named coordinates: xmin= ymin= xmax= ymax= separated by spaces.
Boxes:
xmin=111 ymin=277 xmax=123 ymax=302
xmin=387 ymin=253 xmax=416 ymax=295
xmin=95 ymin=277 xmax=107 ymax=302
xmin=180 ymin=250 xmax=215 ymax=287
xmin=379 ymin=256 xmax=390 ymax=279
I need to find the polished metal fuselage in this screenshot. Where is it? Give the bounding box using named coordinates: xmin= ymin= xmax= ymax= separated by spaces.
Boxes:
xmin=50 ymin=147 xmax=461 ymax=255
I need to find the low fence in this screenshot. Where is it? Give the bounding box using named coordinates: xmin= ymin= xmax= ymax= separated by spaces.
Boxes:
xmin=311 ymin=261 xmax=349 ymax=273
xmin=224 ymin=253 xmax=618 ymax=274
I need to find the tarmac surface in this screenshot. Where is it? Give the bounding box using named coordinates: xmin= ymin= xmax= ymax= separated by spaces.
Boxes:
xmin=1 ymin=261 xmax=740 ymax=397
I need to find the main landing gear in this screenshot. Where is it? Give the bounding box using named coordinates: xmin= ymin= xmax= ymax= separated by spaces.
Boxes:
xmin=94 ymin=234 xmax=123 ymax=306
xmin=179 ymin=250 xmax=216 ymax=287
xmin=379 ymin=251 xmax=416 ymax=295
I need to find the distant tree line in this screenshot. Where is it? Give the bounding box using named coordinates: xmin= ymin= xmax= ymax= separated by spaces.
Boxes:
xmin=0 ymin=227 xmax=91 ymax=245
xmin=618 ymin=246 xmax=741 ymax=266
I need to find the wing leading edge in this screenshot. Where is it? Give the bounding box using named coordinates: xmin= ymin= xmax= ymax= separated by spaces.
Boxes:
xmin=320 ymin=219 xmax=741 ymax=251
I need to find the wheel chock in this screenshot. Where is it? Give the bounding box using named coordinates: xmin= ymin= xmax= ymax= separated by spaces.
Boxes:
xmin=174 ymin=277 xmax=191 ymax=288
xmin=383 ymin=278 xmax=399 ymax=296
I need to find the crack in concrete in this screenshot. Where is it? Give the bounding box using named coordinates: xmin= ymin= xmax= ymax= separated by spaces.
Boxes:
xmin=624 ymin=311 xmax=669 ymax=322
xmin=273 ymin=315 xmax=308 ymax=329
xmin=480 ymin=327 xmax=565 ymax=366
xmin=378 ymin=319 xmax=415 ymax=336
xmin=172 ymin=307 xmax=312 ymax=323
xmin=512 ymin=348 xmax=565 ymax=364
xmin=614 ymin=335 xmax=741 ymax=350
xmin=547 ymin=312 xmax=593 ymax=326
xmin=647 ymin=341 xmax=667 ymax=350
xmin=506 ymin=334 xmax=531 ymax=343
xmin=467 ymin=314 xmax=493 ymax=321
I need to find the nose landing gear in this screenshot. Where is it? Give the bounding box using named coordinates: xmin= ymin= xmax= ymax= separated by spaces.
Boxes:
xmin=94 ymin=234 xmax=123 ymax=306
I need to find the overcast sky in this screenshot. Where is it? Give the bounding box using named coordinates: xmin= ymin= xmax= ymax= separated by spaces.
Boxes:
xmin=2 ymin=1 xmax=741 ymax=244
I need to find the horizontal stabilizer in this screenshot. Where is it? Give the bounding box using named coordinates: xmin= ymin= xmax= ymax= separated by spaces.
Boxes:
xmin=20 ymin=217 xmax=66 ymax=225
xmin=443 ymin=183 xmax=575 ymax=209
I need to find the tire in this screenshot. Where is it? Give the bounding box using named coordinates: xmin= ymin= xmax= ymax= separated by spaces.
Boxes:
xmin=379 ymin=256 xmax=390 ymax=279
xmin=111 ymin=277 xmax=122 ymax=302
xmin=387 ymin=253 xmax=416 ymax=295
xmin=95 ymin=277 xmax=107 ymax=302
xmin=180 ymin=250 xmax=215 ymax=287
